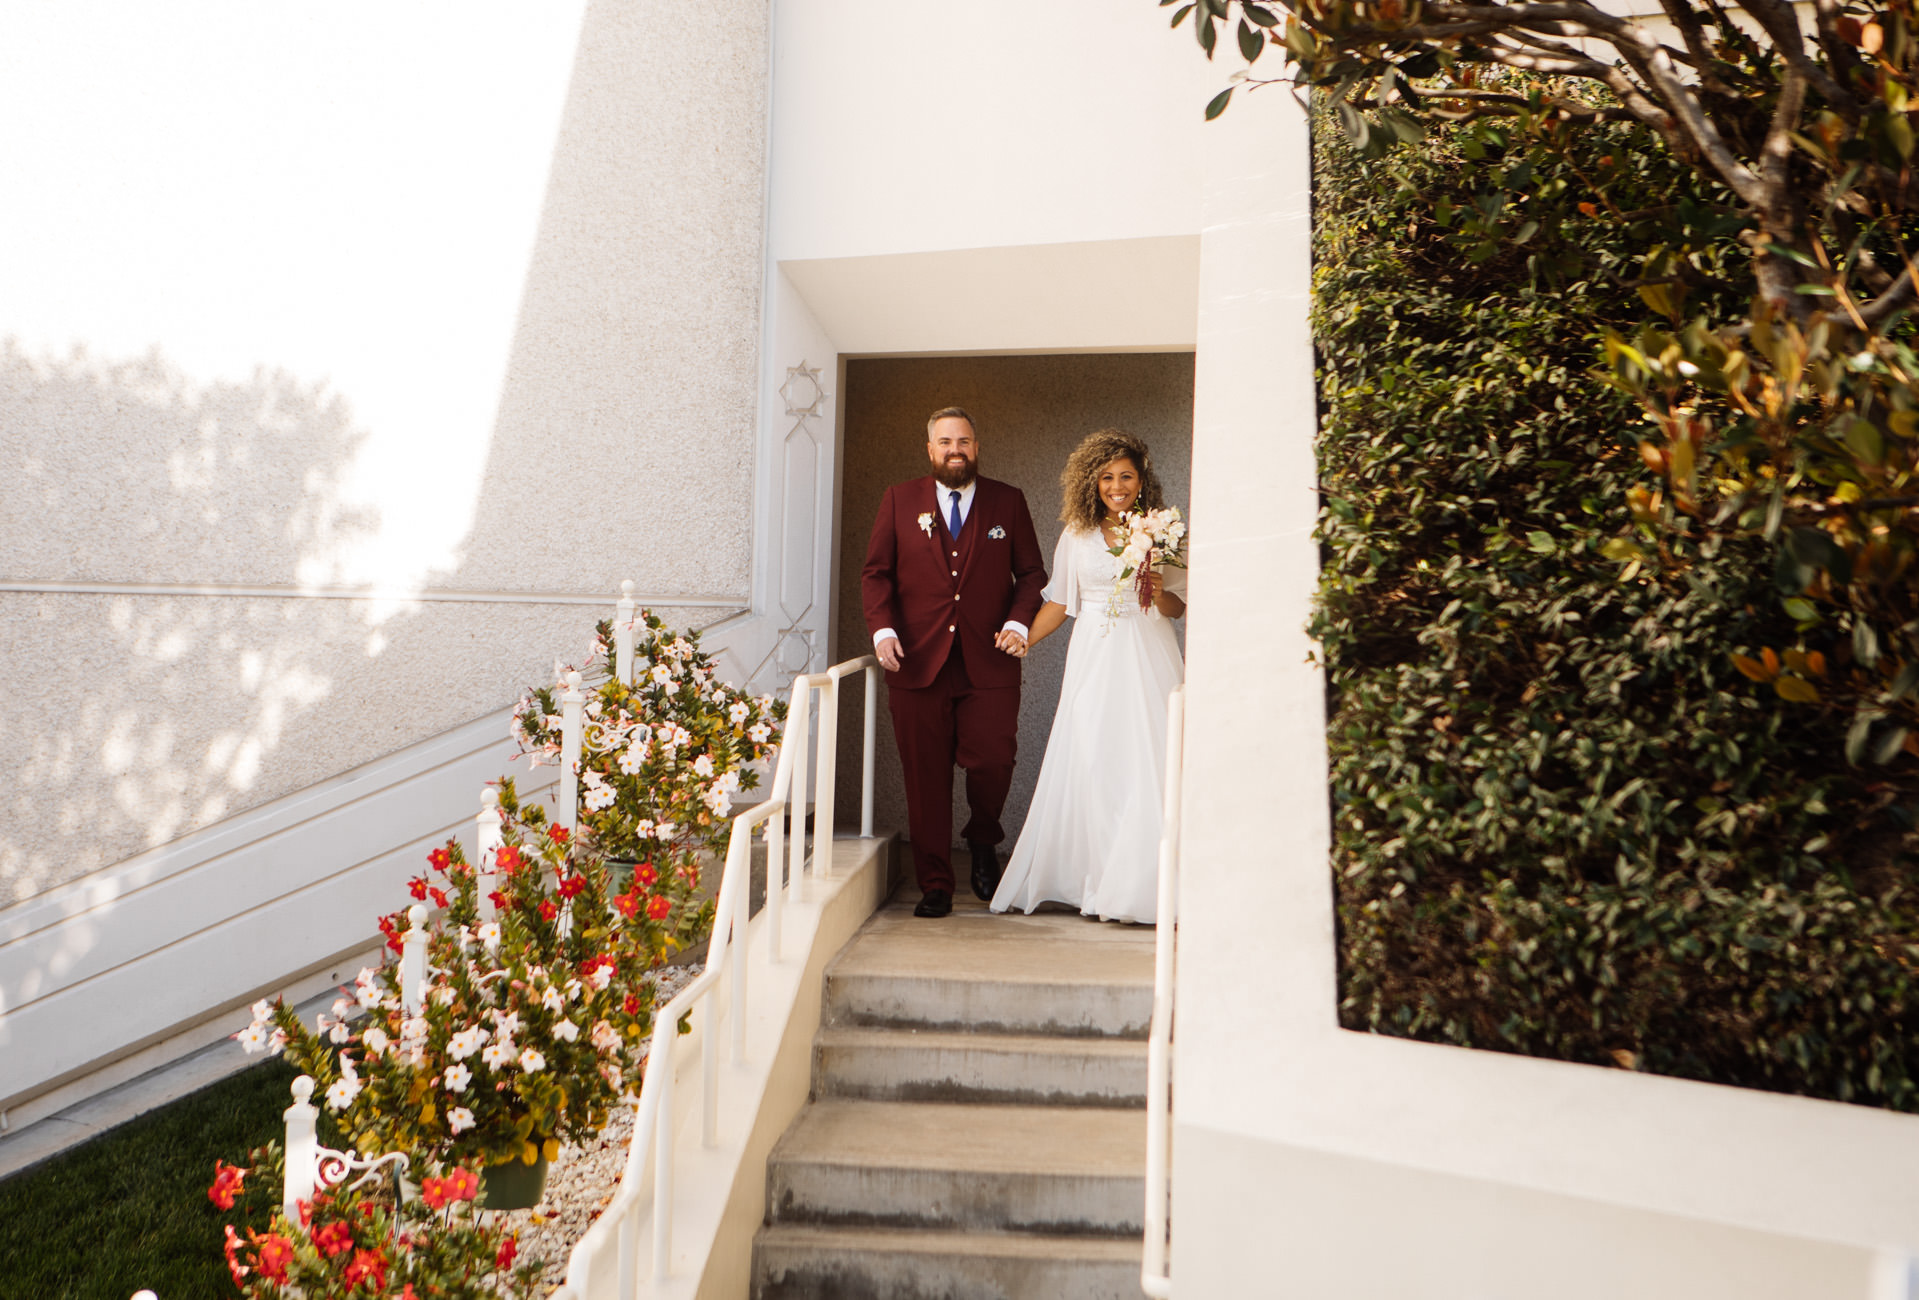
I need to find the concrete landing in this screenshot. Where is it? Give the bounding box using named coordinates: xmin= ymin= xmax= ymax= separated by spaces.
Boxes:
xmin=751 ymin=890 xmax=1156 ymax=1300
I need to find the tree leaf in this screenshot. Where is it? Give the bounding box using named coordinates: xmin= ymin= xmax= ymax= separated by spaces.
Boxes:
xmin=1775 ymin=675 xmax=1823 ymax=703
xmin=1171 ymin=3 xmax=1195 ymax=27
xmin=1730 ymin=653 xmax=1774 ymax=681
xmin=1205 ymin=87 xmax=1234 ymax=120
xmin=1875 ymin=725 xmax=1910 ymax=764
xmin=1238 ymin=17 xmax=1264 ymax=62
xmin=1243 ymin=3 xmax=1281 ymax=25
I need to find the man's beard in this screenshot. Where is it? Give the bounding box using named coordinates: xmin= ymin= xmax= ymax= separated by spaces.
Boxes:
xmin=934 ymin=455 xmax=977 ymax=489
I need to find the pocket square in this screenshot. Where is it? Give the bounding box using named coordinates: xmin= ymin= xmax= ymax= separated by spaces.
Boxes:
xmin=988 ymin=525 xmax=1006 ymax=539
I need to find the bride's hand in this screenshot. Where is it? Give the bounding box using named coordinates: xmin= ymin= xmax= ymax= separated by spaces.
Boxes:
xmin=1142 ymin=570 xmax=1164 ymax=602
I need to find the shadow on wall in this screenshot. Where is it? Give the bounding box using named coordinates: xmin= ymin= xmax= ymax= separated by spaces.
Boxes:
xmin=834 ymin=353 xmax=1196 ymax=855
xmin=0 ymin=342 xmax=380 ymax=901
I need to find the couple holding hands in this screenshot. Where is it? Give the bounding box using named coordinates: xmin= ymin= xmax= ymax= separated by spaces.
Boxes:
xmin=861 ymin=407 xmax=1187 ymax=923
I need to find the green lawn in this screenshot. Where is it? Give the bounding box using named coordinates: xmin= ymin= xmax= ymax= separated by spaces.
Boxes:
xmin=0 ymin=1060 xmax=301 ymax=1300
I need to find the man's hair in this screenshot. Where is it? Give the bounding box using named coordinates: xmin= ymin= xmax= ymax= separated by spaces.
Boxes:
xmin=926 ymin=406 xmax=979 ymax=440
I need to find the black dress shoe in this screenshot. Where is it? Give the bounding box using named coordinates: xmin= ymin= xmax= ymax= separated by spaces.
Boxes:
xmin=968 ymin=841 xmax=1001 ymax=902
xmin=914 ymin=889 xmax=953 ymax=918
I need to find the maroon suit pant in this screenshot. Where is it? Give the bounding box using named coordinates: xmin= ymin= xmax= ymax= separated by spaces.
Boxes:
xmin=887 ymin=636 xmax=1018 ymax=894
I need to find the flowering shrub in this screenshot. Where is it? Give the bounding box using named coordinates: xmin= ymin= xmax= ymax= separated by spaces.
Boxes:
xmin=513 ymin=613 xmax=785 ymax=888
xmin=244 ymin=796 xmax=677 ymax=1169
xmin=212 ymin=1144 xmax=541 ymax=1299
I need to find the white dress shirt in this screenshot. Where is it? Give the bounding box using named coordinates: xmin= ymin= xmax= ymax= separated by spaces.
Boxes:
xmin=874 ymin=479 xmax=1030 ymax=649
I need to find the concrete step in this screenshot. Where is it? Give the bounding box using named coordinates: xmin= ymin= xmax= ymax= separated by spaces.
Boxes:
xmin=765 ymin=1098 xmax=1146 ymax=1236
xmin=823 ymin=895 xmax=1154 ymax=1038
xmin=753 ymin=1224 xmax=1144 ymax=1300
xmin=814 ymin=1026 xmax=1147 ymax=1108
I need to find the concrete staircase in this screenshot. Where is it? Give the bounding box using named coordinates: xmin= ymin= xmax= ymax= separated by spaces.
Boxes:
xmin=752 ymin=890 xmax=1155 ymax=1300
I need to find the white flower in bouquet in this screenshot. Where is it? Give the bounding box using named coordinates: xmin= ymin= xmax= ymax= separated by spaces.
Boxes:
xmin=1106 ymin=506 xmax=1188 ymax=622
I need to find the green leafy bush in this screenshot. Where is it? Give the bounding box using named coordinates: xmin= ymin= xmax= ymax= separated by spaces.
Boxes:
xmin=1314 ymin=97 xmax=1919 ymax=1108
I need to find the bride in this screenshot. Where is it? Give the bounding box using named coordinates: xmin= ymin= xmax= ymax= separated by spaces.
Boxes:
xmin=991 ymin=429 xmax=1186 ymax=925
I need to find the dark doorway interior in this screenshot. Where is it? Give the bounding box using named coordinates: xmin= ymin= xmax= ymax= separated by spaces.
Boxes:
xmin=834 ymin=352 xmax=1196 ymax=858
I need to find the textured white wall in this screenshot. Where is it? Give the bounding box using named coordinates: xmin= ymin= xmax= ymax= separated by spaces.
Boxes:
xmin=0 ymin=1 xmax=770 ymax=905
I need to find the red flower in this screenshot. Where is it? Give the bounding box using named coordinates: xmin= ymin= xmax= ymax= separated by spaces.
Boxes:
xmin=402 ymin=1287 xmax=420 ymax=1300
xmin=612 ymin=890 xmax=639 ymax=919
xmin=429 ymin=886 xmax=449 ymax=909
xmin=343 ymin=1246 xmax=388 ymax=1289
xmin=549 ymin=824 xmax=570 ymax=844
xmin=558 ymin=873 xmax=586 ymax=900
xmin=497 ymin=1235 xmax=519 ymax=1270
xmin=633 ymin=862 xmax=658 ymax=888
xmin=488 ymin=889 xmax=507 ymax=910
xmin=496 ymin=845 xmax=523 ymax=875
xmin=446 ymin=1167 xmax=480 ymax=1202
xmin=623 ymin=993 xmax=640 ymax=1016
xmin=207 ymin=1159 xmax=246 ymax=1209
xmin=421 ymin=1175 xmax=449 ymax=1210
xmin=646 ymin=894 xmax=672 ymax=921
xmin=408 ymin=876 xmax=428 ymax=901
xmin=313 ymin=1219 xmax=354 ymax=1258
xmin=540 ymin=899 xmax=558 ymax=921
xmin=428 ymin=846 xmax=451 ymax=872
xmin=254 ymin=1232 xmax=294 ymax=1283
xmin=222 ymin=1224 xmax=250 ymax=1287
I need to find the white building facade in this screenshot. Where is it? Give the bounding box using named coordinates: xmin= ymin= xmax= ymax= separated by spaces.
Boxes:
xmin=0 ymin=3 xmax=1913 ymax=1295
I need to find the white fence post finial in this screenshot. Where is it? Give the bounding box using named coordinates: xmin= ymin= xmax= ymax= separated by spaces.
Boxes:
xmin=615 ymin=580 xmax=637 ymax=687
xmin=283 ymin=1075 xmax=319 ymax=1217
xmin=559 ymin=671 xmax=584 ymax=833
xmin=476 ymin=787 xmax=503 ymax=922
xmin=400 ymin=904 xmax=428 ymax=1015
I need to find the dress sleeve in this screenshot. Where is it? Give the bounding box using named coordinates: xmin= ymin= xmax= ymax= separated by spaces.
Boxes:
xmin=1040 ymin=529 xmax=1081 ymax=612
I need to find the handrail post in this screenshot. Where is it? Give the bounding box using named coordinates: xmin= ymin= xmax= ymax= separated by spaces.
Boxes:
xmin=559 ymin=670 xmax=584 ymax=832
xmin=615 ymin=580 xmax=636 ymax=686
xmin=1142 ymin=687 xmax=1185 ymax=1299
xmin=475 ymin=787 xmax=503 ymax=922
xmin=702 ymin=988 xmax=719 ymax=1148
xmin=730 ymin=824 xmax=749 ymax=1065
xmin=652 ymin=1038 xmax=674 ymax=1284
xmin=789 ymin=683 xmax=812 ymax=896
xmin=862 ymin=664 xmax=877 ymax=838
xmin=766 ymin=770 xmax=786 ymax=961
xmin=815 ymin=675 xmax=839 ymax=866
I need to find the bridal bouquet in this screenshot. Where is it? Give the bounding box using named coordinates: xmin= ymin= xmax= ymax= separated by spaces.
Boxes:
xmin=1107 ymin=506 xmax=1187 ymax=618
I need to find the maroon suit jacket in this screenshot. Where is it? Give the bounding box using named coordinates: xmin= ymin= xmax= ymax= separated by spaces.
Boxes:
xmin=862 ymin=475 xmax=1048 ymax=691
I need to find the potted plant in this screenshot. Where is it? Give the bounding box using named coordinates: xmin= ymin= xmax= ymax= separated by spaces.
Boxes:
xmin=512 ymin=612 xmax=785 ymax=900
xmin=243 ymin=795 xmax=680 ymax=1208
xmin=210 ymin=1143 xmax=544 ymax=1298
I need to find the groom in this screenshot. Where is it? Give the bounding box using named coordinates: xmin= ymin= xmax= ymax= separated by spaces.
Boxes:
xmin=862 ymin=407 xmax=1047 ymax=918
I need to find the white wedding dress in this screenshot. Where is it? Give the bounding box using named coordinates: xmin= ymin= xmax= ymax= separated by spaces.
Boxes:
xmin=991 ymin=525 xmax=1186 ymax=924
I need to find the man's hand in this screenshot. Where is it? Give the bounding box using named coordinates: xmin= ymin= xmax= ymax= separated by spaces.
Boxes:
xmin=994 ymin=629 xmax=1028 ymax=658
xmin=876 ymin=636 xmax=904 ymax=672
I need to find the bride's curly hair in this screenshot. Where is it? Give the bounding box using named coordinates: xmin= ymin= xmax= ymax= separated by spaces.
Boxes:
xmin=1059 ymin=428 xmax=1166 ymax=533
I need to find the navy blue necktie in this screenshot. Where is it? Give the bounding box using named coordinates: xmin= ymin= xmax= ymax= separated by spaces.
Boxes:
xmin=948 ymin=489 xmax=963 ymax=538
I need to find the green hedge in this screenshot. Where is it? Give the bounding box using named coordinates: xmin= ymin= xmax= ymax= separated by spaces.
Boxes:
xmin=1314 ymin=98 xmax=1919 ymax=1108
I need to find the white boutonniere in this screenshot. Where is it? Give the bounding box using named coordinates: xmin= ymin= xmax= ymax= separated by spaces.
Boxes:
xmin=988 ymin=525 xmax=1006 ymax=540
xmin=917 ymin=512 xmax=935 ymax=538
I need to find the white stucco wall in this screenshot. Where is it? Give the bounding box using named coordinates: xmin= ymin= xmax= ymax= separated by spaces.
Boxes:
xmin=0 ymin=0 xmax=773 ymax=1122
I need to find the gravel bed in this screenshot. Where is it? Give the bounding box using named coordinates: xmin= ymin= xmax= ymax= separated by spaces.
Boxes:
xmin=489 ymin=963 xmax=703 ymax=1292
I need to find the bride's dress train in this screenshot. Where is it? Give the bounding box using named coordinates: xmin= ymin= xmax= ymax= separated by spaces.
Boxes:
xmin=991 ymin=526 xmax=1184 ymax=924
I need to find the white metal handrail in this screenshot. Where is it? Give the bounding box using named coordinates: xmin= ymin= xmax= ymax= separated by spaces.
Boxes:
xmin=1142 ymin=685 xmax=1184 ymax=1299
xmin=549 ymin=635 xmax=880 ymax=1297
